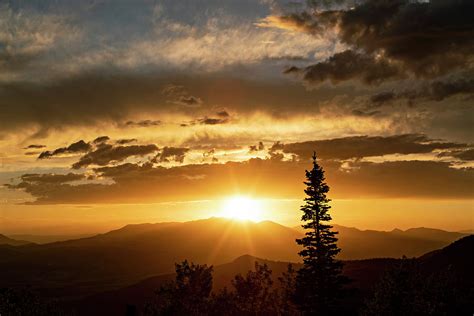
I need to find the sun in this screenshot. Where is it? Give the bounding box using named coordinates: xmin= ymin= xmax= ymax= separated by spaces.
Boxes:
xmin=220 ymin=196 xmax=263 ymax=221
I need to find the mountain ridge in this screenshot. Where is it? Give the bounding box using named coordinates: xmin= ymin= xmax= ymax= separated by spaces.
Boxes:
xmin=0 ymin=218 xmax=468 ymax=301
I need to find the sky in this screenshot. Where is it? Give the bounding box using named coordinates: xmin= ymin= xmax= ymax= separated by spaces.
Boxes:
xmin=1 ymin=0 xmax=473 ymax=234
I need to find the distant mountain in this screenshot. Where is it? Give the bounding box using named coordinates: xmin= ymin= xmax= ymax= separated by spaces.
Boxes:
xmin=0 ymin=234 xmax=31 ymax=246
xmin=9 ymin=234 xmax=95 ymax=244
xmin=0 ymin=218 xmax=301 ymax=299
xmin=331 ymin=225 xmax=467 ymax=259
xmin=0 ymin=218 xmax=467 ymax=301
xmin=292 ymin=224 xmax=467 ymax=259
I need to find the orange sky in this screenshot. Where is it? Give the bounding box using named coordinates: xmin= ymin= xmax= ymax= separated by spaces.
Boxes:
xmin=1 ymin=0 xmax=473 ymax=235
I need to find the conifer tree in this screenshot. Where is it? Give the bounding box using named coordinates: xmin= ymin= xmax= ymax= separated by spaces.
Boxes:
xmin=295 ymin=152 xmax=347 ymax=315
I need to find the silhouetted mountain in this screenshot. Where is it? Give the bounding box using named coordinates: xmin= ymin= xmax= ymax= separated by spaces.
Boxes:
xmin=9 ymin=234 xmax=94 ymax=244
xmin=0 ymin=218 xmax=467 ymax=301
xmin=0 ymin=218 xmax=301 ymax=299
xmin=331 ymin=225 xmax=466 ymax=259
xmin=0 ymin=234 xmax=31 ymax=246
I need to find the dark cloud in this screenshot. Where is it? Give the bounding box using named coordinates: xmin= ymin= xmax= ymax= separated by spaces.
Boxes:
xmin=216 ymin=111 xmax=230 ymax=118
xmin=289 ymin=50 xmax=403 ymax=85
xmin=5 ymin=173 xmax=85 ymax=193
xmin=177 ymin=96 xmax=203 ymax=107
xmin=371 ymin=77 xmax=474 ymax=106
xmin=125 ymin=120 xmax=162 ymax=127
xmin=92 ymin=136 xmax=110 ymax=144
xmin=154 ymin=147 xmax=190 ymax=163
xmin=351 ymin=109 xmax=381 ymax=117
xmin=337 ymin=0 xmax=474 ymax=79
xmin=116 ymin=138 xmax=137 ymax=145
xmin=370 ymin=91 xmax=396 ymax=105
xmin=201 ymin=149 xmax=218 ymax=163
xmin=8 ymin=157 xmax=474 ymax=204
xmin=438 ymin=148 xmax=474 ymax=161
xmin=0 ymin=72 xmax=347 ymax=134
xmin=274 ymin=134 xmax=465 ymax=160
xmin=19 ymin=173 xmax=85 ymax=184
xmin=280 ymin=0 xmax=474 ymax=84
xmin=162 ymin=84 xmax=203 ymax=107
xmin=202 ymin=149 xmax=215 ymax=158
xmin=198 ymin=117 xmax=229 ymax=125
xmin=329 ymin=160 xmax=474 ymax=199
xmin=184 ymin=111 xmax=233 ymax=126
xmin=181 ymin=132 xmax=242 ymax=151
xmin=38 ymin=140 xmax=92 ymax=159
xmin=249 ymin=141 xmax=265 ymax=152
xmin=24 ymin=151 xmax=41 ymax=156
xmin=269 ymin=141 xmax=284 ymax=152
xmin=24 ymin=144 xmax=46 ymax=149
xmin=198 ymin=111 xmax=232 ymax=125
xmin=72 ymin=144 xmax=159 ymax=169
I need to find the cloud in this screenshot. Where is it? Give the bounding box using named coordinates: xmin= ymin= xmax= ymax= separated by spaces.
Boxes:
xmin=38 ymin=140 xmax=92 ymax=159
xmin=24 ymin=144 xmax=46 ymax=149
xmin=7 ymin=157 xmax=474 ymax=204
xmin=216 ymin=111 xmax=230 ymax=118
xmin=162 ymin=84 xmax=203 ymax=107
xmin=198 ymin=117 xmax=229 ymax=125
xmin=287 ymin=50 xmax=403 ymax=85
xmin=177 ymin=95 xmax=203 ymax=107
xmin=18 ymin=173 xmax=85 ymax=184
xmin=116 ymin=138 xmax=137 ymax=145
xmin=154 ymin=147 xmax=189 ymax=163
xmin=371 ymin=77 xmax=474 ymax=106
xmin=183 ymin=111 xmax=233 ymax=126
xmin=125 ymin=120 xmax=162 ymax=127
xmin=0 ymin=3 xmax=81 ymax=80
xmin=336 ymin=0 xmax=474 ymax=79
xmin=438 ymin=148 xmax=474 ymax=161
xmin=273 ymin=134 xmax=466 ymax=160
xmin=92 ymin=136 xmax=110 ymax=144
xmin=249 ymin=141 xmax=265 ymax=152
xmin=72 ymin=144 xmax=159 ymax=169
xmin=271 ymin=0 xmax=474 ymax=85
xmin=0 ymin=73 xmax=329 ymax=135
xmin=5 ymin=172 xmax=85 ymax=198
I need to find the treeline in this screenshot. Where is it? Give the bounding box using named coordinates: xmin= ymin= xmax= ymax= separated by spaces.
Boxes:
xmin=141 ymin=256 xmax=471 ymax=316
xmin=143 ymin=261 xmax=298 ymax=316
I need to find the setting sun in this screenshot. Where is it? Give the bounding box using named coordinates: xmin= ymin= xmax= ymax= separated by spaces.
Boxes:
xmin=220 ymin=196 xmax=263 ymax=221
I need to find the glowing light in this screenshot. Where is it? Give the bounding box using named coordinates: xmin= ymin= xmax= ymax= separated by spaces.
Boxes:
xmin=220 ymin=196 xmax=263 ymax=221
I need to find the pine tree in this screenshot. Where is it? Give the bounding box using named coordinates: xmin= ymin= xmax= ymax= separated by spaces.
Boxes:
xmin=295 ymin=152 xmax=347 ymax=315
xmin=145 ymin=260 xmax=213 ymax=316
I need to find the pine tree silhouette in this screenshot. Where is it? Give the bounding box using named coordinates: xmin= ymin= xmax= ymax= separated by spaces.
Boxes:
xmin=295 ymin=152 xmax=348 ymax=315
xmin=145 ymin=260 xmax=213 ymax=315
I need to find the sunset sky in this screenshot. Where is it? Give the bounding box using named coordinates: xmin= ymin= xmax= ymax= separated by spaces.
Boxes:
xmin=1 ymin=0 xmax=473 ymax=234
